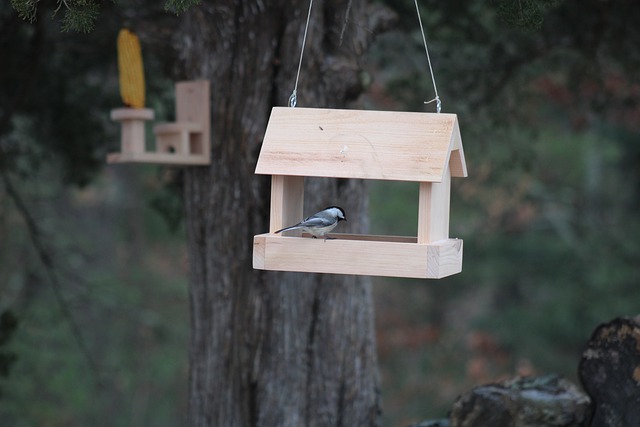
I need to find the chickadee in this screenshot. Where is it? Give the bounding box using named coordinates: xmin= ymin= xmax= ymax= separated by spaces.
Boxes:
xmin=274 ymin=206 xmax=347 ymax=239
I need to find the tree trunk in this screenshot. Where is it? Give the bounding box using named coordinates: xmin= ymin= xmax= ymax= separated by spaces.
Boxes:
xmin=579 ymin=316 xmax=640 ymax=427
xmin=170 ymin=1 xmax=388 ymax=426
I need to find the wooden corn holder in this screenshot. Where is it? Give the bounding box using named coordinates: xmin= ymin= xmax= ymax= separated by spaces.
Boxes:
xmin=253 ymin=107 xmax=467 ymax=279
xmin=108 ymin=80 xmax=210 ymax=165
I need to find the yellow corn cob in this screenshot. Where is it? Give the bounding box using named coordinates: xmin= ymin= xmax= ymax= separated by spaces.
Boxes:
xmin=117 ymin=28 xmax=145 ymax=108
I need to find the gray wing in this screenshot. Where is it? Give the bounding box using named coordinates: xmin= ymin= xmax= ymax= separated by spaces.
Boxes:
xmin=299 ymin=215 xmax=334 ymax=227
xmin=276 ymin=216 xmax=334 ymax=234
xmin=274 ymin=215 xmax=334 ymax=233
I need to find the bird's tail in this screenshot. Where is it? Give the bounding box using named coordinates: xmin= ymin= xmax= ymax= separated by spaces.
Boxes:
xmin=274 ymin=225 xmax=301 ymax=234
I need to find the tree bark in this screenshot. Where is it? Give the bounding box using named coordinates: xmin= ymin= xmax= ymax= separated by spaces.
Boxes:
xmin=168 ymin=1 xmax=390 ymax=426
xmin=579 ymin=316 xmax=640 ymax=427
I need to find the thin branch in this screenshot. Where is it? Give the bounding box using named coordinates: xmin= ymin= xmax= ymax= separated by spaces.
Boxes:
xmin=53 ymin=0 xmax=74 ymax=16
xmin=339 ymin=0 xmax=353 ymax=46
xmin=1 ymin=170 xmax=103 ymax=387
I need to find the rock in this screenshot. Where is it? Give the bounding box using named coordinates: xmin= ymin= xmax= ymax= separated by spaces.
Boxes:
xmin=578 ymin=316 xmax=640 ymax=427
xmin=449 ymin=375 xmax=591 ymax=427
xmin=407 ymin=419 xmax=450 ymax=427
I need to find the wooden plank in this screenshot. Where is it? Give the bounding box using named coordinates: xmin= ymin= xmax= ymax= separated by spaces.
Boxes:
xmin=256 ymin=107 xmax=462 ymax=182
xmin=449 ymin=149 xmax=466 ymax=178
xmin=304 ymin=233 xmax=418 ymax=243
xmin=449 ymin=118 xmax=467 ymax=178
xmin=110 ymin=108 xmax=154 ymax=121
xmin=154 ymin=122 xmax=202 ymax=134
xmin=252 ymin=233 xmax=463 ymax=279
xmin=106 ymin=151 xmax=210 ymax=165
xmin=417 ymin=171 xmax=451 ymax=244
xmin=155 ymin=131 xmax=185 ymax=154
xmin=269 ymin=175 xmax=304 ymax=235
xmin=427 ymin=238 xmax=463 ymax=278
xmin=154 ymin=122 xmax=202 ymax=154
xmin=176 ymin=80 xmax=210 ymax=158
xmin=253 ymin=233 xmax=266 ymax=269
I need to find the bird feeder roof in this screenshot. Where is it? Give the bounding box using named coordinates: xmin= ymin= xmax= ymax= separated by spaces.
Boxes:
xmin=255 ymin=107 xmax=467 ymax=182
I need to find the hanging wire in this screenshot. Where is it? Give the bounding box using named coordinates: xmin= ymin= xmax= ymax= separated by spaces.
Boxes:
xmin=289 ymin=0 xmax=314 ymax=108
xmin=414 ymin=0 xmax=441 ymax=113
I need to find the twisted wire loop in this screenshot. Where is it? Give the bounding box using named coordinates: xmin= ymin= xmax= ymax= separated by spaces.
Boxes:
xmin=289 ymin=90 xmax=298 ymax=108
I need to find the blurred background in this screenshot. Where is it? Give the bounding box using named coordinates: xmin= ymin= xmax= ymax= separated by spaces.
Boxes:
xmin=1 ymin=0 xmax=639 ymax=426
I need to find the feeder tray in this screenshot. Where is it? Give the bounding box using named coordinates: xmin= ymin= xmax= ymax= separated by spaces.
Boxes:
xmin=252 ymin=107 xmax=467 ymax=279
xmin=107 ymin=80 xmax=211 ymax=165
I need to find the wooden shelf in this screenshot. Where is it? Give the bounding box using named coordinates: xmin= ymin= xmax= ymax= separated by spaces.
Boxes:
xmin=253 ymin=233 xmax=463 ymax=279
xmin=110 ymin=108 xmax=154 ymax=121
xmin=106 ymin=151 xmax=210 ymax=165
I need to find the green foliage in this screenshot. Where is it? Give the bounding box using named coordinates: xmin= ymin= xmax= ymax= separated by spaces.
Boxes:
xmin=148 ymin=170 xmax=185 ymax=233
xmin=371 ymin=0 xmax=640 ymax=424
xmin=58 ymin=0 xmax=100 ymax=33
xmin=0 ymin=1 xmax=119 ymax=186
xmin=9 ymin=0 xmax=201 ymax=32
xmin=3 ymin=0 xmax=640 ymax=425
xmin=0 ymin=164 xmax=189 ymax=425
xmin=10 ymin=0 xmax=100 ymax=32
xmin=164 ymin=0 xmax=202 ymax=15
xmin=373 ymin=127 xmax=640 ymax=424
xmin=9 ymin=0 xmax=37 ymax=23
xmin=495 ymin=0 xmax=562 ymax=31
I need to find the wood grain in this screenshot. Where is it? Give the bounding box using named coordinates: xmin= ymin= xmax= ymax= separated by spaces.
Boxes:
xmin=418 ymin=174 xmax=451 ymax=244
xmin=253 ymin=233 xmax=463 ymax=279
xmin=269 ymin=175 xmax=304 ymax=235
xmin=255 ymin=107 xmax=466 ymax=182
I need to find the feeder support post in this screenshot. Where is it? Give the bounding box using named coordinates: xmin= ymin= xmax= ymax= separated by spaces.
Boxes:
xmin=418 ymin=167 xmax=451 ymax=244
xmin=269 ymin=175 xmax=304 ymax=236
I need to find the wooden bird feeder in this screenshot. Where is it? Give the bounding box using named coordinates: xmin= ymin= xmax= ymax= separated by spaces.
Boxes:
xmin=253 ymin=107 xmax=467 ymax=279
xmin=107 ymin=80 xmax=211 ymax=165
